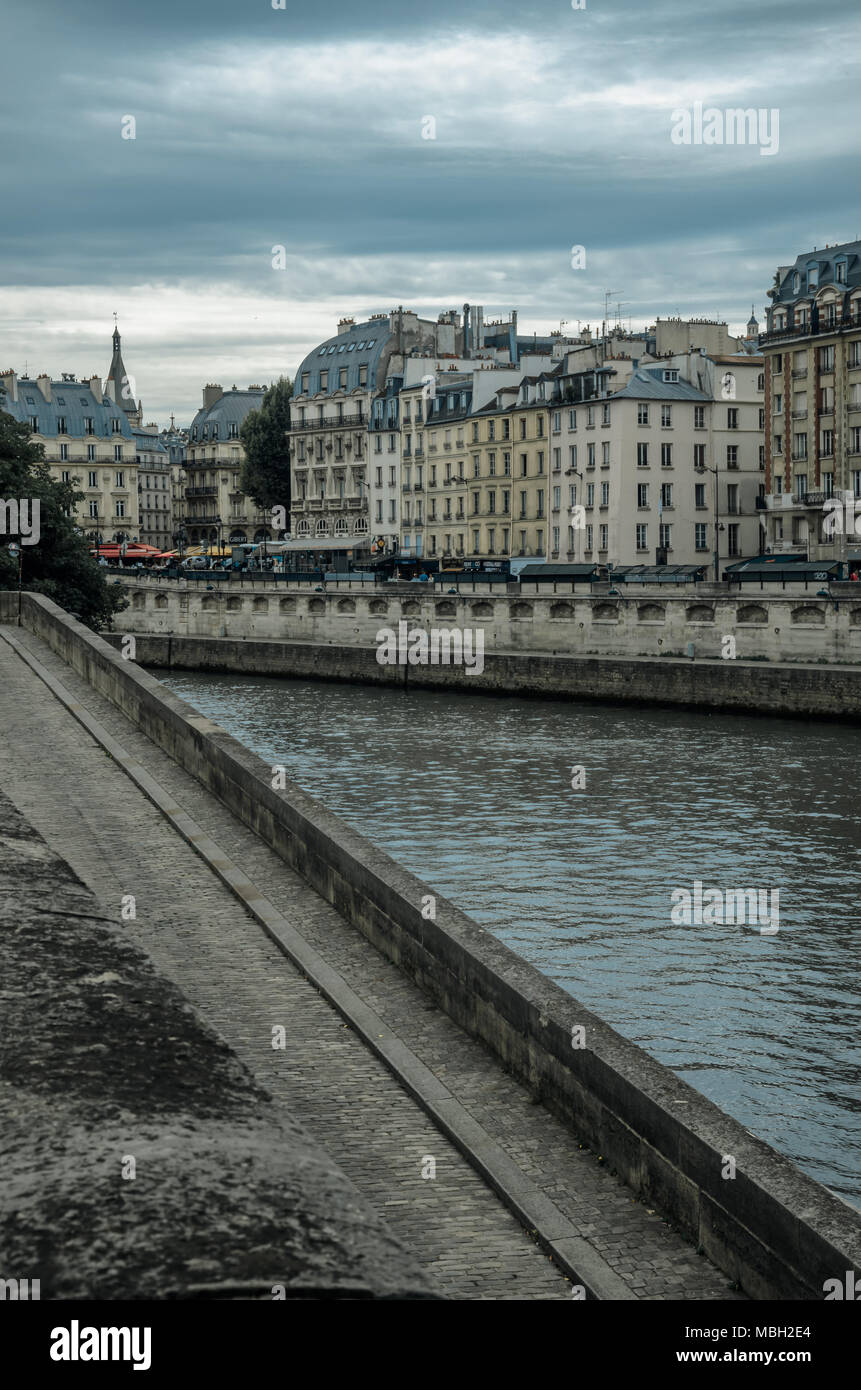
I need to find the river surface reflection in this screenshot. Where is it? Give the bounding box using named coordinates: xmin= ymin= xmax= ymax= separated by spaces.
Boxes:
xmin=163 ymin=670 xmax=861 ymax=1206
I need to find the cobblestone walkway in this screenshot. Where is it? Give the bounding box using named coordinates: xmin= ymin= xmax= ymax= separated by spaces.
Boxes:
xmin=0 ymin=626 xmax=740 ymax=1300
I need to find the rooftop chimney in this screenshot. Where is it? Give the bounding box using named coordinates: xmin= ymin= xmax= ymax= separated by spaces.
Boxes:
xmin=0 ymin=369 xmax=18 ymax=403
xmin=36 ymin=374 xmax=52 ymax=402
xmin=87 ymin=374 xmax=103 ymax=404
xmin=337 ymin=317 xmax=356 ymax=334
xmin=203 ymin=383 xmax=223 ymax=408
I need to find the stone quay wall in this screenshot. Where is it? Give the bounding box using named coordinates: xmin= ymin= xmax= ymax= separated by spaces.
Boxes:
xmin=113 ymin=575 xmax=861 ymax=665
xmin=3 ymin=589 xmax=860 ymax=1299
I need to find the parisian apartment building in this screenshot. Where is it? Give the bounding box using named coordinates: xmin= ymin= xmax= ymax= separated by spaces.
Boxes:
xmin=379 ymin=317 xmax=762 ymax=569
xmin=135 ymin=424 xmax=174 ymax=552
xmin=288 ymin=305 xmax=595 ymax=557
xmin=184 ymin=384 xmax=275 ymax=547
xmin=759 ymin=238 xmax=861 ymax=559
xmin=0 ymin=326 xmax=144 ymax=543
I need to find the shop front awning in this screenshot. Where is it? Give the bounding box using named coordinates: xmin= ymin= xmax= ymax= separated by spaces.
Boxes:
xmin=276 ymin=538 xmax=365 ymax=551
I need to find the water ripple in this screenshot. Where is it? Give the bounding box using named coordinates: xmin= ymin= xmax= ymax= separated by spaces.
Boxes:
xmin=163 ymin=671 xmax=861 ymax=1206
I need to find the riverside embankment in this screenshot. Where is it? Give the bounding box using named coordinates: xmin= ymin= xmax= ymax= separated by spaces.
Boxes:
xmin=2 ymin=589 xmax=859 ymax=1300
xmin=111 ymin=577 xmax=861 ymax=719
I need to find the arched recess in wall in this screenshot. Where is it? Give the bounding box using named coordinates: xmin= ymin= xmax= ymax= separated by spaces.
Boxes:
xmin=790 ymin=605 xmax=825 ymax=625
xmin=736 ymin=604 xmax=768 ymax=625
xmin=592 ymin=602 xmax=620 ymax=621
xmin=637 ymin=603 xmax=666 ymax=623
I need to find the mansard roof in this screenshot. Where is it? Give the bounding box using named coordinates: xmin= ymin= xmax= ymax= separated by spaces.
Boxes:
xmin=2 ymin=378 xmax=134 ymax=437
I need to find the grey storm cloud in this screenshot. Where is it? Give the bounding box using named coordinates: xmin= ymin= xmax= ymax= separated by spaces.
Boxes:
xmin=0 ymin=0 xmax=859 ymax=421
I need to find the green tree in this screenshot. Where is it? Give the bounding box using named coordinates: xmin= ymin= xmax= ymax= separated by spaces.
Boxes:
xmin=0 ymin=393 xmax=127 ymax=631
xmin=239 ymin=376 xmax=293 ymax=525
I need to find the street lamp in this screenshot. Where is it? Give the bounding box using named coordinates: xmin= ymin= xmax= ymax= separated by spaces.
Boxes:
xmin=695 ymin=466 xmax=722 ymax=582
xmin=566 ymin=467 xmax=583 ymax=563
xmin=7 ymin=542 xmax=22 ymax=624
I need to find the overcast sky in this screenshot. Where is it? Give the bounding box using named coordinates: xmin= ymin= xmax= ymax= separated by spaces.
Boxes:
xmin=1 ymin=0 xmax=858 ymax=425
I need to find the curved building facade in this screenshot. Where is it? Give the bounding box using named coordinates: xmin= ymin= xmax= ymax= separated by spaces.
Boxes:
xmin=288 ymin=309 xmax=463 ymax=553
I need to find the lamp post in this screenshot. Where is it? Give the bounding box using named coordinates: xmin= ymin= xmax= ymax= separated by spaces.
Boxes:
xmin=7 ymin=542 xmax=22 ymax=624
xmin=567 ymin=467 xmax=583 ymax=563
xmin=696 ymin=465 xmax=722 ymax=582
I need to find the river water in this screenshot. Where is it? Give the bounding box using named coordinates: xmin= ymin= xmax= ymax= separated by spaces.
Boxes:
xmin=163 ymin=670 xmax=861 ymax=1206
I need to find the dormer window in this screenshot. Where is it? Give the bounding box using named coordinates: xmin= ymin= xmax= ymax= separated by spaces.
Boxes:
xmin=793 ymin=273 xmax=801 ymax=293
xmin=836 ymin=260 xmax=848 ymax=284
xmin=663 ymin=369 xmax=679 ymax=383
xmin=807 ymin=263 xmax=819 ymax=289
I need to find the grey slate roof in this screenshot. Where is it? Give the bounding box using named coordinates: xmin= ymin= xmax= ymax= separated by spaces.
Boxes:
xmin=2 ymin=379 xmax=134 ymax=438
xmin=610 ymin=367 xmax=709 ymax=402
xmin=189 ymin=389 xmax=265 ymax=441
xmin=770 ymin=239 xmax=861 ymax=305
xmin=294 ymin=318 xmax=394 ymax=397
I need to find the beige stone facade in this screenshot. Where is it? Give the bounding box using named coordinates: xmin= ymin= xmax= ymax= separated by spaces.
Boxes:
xmin=760 ymin=240 xmax=861 ymax=560
xmin=184 ymin=384 xmax=273 ymax=546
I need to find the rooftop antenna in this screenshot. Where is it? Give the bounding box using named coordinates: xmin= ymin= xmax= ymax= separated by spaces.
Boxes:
xmin=602 ymin=290 xmax=622 ymax=362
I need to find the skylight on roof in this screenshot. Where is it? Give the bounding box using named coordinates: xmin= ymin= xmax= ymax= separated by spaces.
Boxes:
xmin=348 ymin=343 xmax=356 ymax=351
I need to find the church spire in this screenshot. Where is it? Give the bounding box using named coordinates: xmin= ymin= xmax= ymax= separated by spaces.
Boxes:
xmin=105 ymin=321 xmax=139 ymax=421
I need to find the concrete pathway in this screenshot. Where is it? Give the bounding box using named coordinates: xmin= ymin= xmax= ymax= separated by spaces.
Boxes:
xmin=0 ymin=625 xmax=740 ymax=1301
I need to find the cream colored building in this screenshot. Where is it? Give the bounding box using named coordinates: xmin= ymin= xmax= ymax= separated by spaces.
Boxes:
xmin=135 ymin=425 xmax=173 ymax=551
xmin=289 ymin=310 xmax=466 ymax=552
xmin=404 ymin=341 xmax=764 ymax=571
xmin=760 ymin=239 xmax=861 ymax=559
xmin=562 ymin=352 xmax=765 ymax=570
xmin=184 ymin=384 xmax=275 ymax=547
xmin=0 ymin=365 xmax=140 ymax=542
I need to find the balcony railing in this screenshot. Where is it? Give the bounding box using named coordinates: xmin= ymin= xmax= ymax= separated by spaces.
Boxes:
xmin=290 ymin=414 xmax=365 ymax=431
xmin=760 ymin=312 xmax=861 ymax=344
